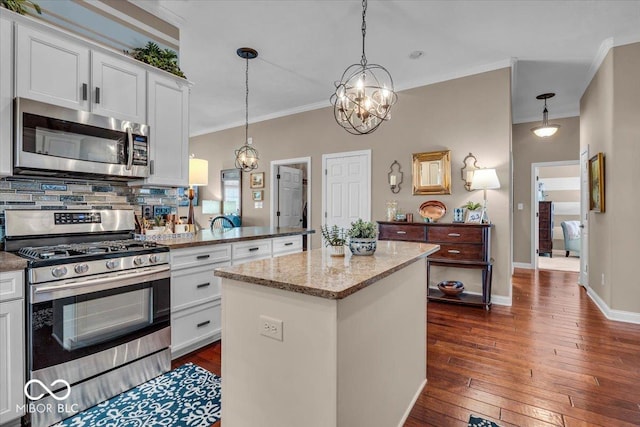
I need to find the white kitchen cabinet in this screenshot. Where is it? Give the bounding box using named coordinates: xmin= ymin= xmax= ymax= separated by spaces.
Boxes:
xmin=272 ymin=235 xmax=303 ymax=257
xmin=170 ymin=245 xmax=231 ymax=358
xmin=0 ymin=15 xmax=12 ymax=177
xmin=0 ymin=271 xmax=25 ymax=425
xmin=231 ymin=239 xmax=273 ymax=265
xmin=142 ymin=72 xmax=190 ymax=187
xmin=15 ymin=24 xmax=146 ymax=124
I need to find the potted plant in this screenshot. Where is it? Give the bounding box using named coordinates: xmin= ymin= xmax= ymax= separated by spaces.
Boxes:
xmin=347 ymin=219 xmax=378 ymax=256
xmin=463 ymin=201 xmax=482 ymax=211
xmin=125 ymin=42 xmax=186 ymax=79
xmin=321 ymin=224 xmax=347 ymax=257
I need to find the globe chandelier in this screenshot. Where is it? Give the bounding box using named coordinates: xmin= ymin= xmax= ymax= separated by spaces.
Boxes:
xmin=234 ymin=47 xmax=259 ymax=172
xmin=531 ymin=93 xmax=560 ymax=138
xmin=330 ymin=0 xmax=397 ymax=135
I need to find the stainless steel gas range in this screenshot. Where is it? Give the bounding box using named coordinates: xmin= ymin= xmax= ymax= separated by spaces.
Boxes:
xmin=4 ymin=209 xmax=171 ymax=427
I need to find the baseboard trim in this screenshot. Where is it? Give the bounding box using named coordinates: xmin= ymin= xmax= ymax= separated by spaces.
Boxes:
xmin=397 ymin=378 xmax=427 ymax=427
xmin=513 ymin=262 xmax=533 ymax=269
xmin=586 ymin=287 xmax=640 ymax=325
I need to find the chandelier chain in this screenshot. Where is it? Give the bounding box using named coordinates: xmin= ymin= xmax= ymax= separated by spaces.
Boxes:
xmin=245 ymin=56 xmax=249 ymax=144
xmin=360 ymin=0 xmax=367 ymax=66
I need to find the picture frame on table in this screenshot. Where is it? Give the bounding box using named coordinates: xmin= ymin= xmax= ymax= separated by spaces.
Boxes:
xmin=464 ymin=209 xmax=483 ymax=224
xmin=589 ymin=152 xmax=605 ymax=213
xmin=250 ymin=172 xmax=265 ymax=188
xmin=252 ymin=190 xmax=263 ymax=201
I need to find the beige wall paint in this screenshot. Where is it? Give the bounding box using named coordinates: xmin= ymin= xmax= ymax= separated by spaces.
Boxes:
xmin=512 ymin=116 xmax=580 ymax=264
xmin=189 ymin=68 xmax=513 ymax=300
xmin=580 ymin=42 xmax=640 ymax=315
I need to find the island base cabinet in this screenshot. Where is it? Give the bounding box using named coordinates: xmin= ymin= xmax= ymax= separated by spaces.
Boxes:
xmin=221 ymin=260 xmax=426 ymax=427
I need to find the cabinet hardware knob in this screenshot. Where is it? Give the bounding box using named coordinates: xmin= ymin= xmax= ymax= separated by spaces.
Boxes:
xmin=448 ymin=249 xmax=461 ymax=254
xmin=249 ymin=247 xmax=259 ymax=252
xmin=196 ymin=255 xmax=210 ymax=260
xmin=95 ymin=87 xmax=101 ymax=104
xmin=197 ymin=283 xmax=210 ymax=288
xmin=448 ymin=233 xmax=461 ymax=237
xmin=82 ymin=83 xmax=88 ymax=100
xmin=284 ymin=242 xmax=293 ymax=246
xmin=197 ymin=320 xmax=210 ymax=328
xmin=396 ymin=231 xmax=407 ymax=234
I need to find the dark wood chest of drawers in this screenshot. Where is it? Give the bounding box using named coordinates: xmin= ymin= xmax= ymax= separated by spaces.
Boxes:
xmin=538 ymin=201 xmax=553 ymax=257
xmin=377 ymin=221 xmax=493 ymax=309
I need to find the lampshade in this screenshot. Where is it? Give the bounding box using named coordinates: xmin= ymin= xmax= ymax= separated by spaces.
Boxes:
xmin=202 ymin=200 xmax=221 ymax=215
xmin=470 ymin=168 xmax=500 ymax=190
xmin=189 ymin=158 xmax=209 ymax=187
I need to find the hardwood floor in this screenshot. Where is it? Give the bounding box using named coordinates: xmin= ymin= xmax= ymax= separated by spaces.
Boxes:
xmin=174 ymin=268 xmax=640 ymax=426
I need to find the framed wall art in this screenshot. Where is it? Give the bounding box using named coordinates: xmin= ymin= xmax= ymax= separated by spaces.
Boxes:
xmin=250 ymin=172 xmax=265 ymax=188
xmin=588 ymin=152 xmax=605 ymax=213
xmin=252 ymin=190 xmax=263 ymax=201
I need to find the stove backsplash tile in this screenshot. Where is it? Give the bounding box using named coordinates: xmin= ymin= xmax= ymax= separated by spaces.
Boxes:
xmin=0 ymin=177 xmax=180 ymax=245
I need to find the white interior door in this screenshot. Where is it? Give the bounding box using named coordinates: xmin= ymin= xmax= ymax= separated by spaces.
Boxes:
xmin=322 ymin=150 xmax=371 ymax=230
xmin=277 ymin=165 xmax=303 ymax=228
xmin=579 ymin=148 xmax=589 ymax=286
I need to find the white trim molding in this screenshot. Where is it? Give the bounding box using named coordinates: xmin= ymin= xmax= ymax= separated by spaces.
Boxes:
xmin=513 ymin=262 xmax=533 ymax=270
xmin=587 ymin=287 xmax=640 ymax=325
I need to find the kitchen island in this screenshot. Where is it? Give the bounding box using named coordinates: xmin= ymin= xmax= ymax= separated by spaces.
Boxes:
xmin=215 ymin=240 xmax=439 ymax=427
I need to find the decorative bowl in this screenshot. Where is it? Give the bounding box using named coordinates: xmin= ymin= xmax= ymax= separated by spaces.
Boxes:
xmin=348 ymin=238 xmax=377 ymax=256
xmin=437 ymin=281 xmax=464 ymax=296
xmin=419 ymin=200 xmax=447 ymax=222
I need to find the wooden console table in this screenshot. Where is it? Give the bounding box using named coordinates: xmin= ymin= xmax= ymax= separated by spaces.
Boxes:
xmin=378 ymin=221 xmax=493 ymax=310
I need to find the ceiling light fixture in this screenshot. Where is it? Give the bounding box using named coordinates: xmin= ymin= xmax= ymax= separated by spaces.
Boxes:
xmin=234 ymin=47 xmax=259 ymax=172
xmin=531 ymin=93 xmax=560 ymax=138
xmin=330 ymin=0 xmax=397 ymax=135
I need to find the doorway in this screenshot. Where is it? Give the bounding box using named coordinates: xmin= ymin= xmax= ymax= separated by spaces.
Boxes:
xmin=531 ymin=160 xmax=581 ymax=272
xmin=322 ymin=150 xmax=371 ymax=231
xmin=270 ymin=157 xmax=311 ymax=248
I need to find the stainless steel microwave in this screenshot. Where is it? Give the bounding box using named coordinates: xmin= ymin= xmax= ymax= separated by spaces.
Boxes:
xmin=14 ymin=98 xmax=150 ymax=180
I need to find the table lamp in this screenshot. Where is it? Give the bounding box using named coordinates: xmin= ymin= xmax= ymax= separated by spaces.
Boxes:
xmin=188 ymin=157 xmax=209 ymax=230
xmin=470 ymin=168 xmax=500 ymax=223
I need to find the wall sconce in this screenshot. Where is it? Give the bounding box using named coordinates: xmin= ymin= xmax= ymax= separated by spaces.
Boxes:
xmin=461 ymin=153 xmax=479 ymax=191
xmin=388 ymin=160 xmax=403 ymax=194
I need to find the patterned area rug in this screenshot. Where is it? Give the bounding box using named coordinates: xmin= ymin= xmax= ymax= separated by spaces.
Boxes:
xmin=468 ymin=414 xmax=501 ymax=427
xmin=55 ymin=363 xmax=221 ymax=427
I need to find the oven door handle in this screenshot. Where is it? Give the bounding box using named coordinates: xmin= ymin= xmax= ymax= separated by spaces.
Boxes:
xmin=31 ymin=265 xmax=170 ymax=303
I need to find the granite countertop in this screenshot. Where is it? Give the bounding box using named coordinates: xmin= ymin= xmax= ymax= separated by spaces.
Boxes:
xmin=159 ymin=226 xmax=315 ymax=249
xmin=215 ymin=240 xmax=439 ymax=299
xmin=0 ymin=251 xmax=28 ymax=272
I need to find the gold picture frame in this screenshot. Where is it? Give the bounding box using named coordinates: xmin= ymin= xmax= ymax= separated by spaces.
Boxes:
xmin=250 ymin=172 xmax=264 ymax=188
xmin=588 ymin=152 xmax=605 ymax=213
xmin=252 ymin=190 xmax=263 ymax=201
xmin=412 ymin=150 xmax=451 ymax=195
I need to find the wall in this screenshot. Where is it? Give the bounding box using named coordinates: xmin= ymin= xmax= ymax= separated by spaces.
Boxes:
xmin=190 ymin=68 xmax=513 ymax=301
xmin=512 ymin=116 xmax=580 ymax=264
xmin=581 ymin=42 xmax=640 ymax=315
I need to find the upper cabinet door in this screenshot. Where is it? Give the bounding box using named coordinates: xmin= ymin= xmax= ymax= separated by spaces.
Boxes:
xmin=142 ymin=72 xmax=189 ymax=187
xmin=15 ymin=24 xmax=90 ymax=111
xmin=0 ymin=16 xmax=13 ymax=177
xmin=91 ymin=51 xmax=146 ymax=124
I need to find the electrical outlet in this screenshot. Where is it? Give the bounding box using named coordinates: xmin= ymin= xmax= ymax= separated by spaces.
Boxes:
xmin=259 ymin=315 xmax=283 ymax=341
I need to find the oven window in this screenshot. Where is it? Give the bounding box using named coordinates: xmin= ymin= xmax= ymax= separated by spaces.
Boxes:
xmin=55 ymin=288 xmax=152 ymax=351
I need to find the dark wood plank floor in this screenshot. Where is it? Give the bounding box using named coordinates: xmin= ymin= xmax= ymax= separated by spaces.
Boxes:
xmin=174 ymin=268 xmax=640 ymax=426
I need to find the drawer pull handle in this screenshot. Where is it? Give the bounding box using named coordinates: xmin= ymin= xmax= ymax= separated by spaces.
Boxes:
xmin=284 ymin=242 xmax=294 ymax=246
xmin=396 ymin=231 xmax=407 ymax=234
xmin=249 ymin=247 xmax=260 ymax=252
xmin=196 ymin=255 xmax=210 ymax=260
xmin=448 ymin=233 xmax=461 ymax=237
xmin=197 ymin=282 xmax=210 ymax=289
xmin=448 ymin=249 xmax=461 ymax=254
xmin=197 ymin=320 xmax=210 ymax=328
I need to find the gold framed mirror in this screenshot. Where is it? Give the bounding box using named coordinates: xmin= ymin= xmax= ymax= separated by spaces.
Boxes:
xmin=412 ymin=150 xmax=451 ymax=195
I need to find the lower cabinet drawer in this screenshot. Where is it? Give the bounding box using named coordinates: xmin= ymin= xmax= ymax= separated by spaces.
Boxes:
xmin=429 ymin=243 xmax=485 ymax=261
xmin=232 ymin=239 xmax=273 ymax=263
xmin=171 ymin=300 xmax=221 ymax=358
xmin=272 ymin=235 xmax=302 ymax=256
xmin=378 ymin=224 xmax=426 ymax=242
xmin=171 ymin=262 xmax=229 ymax=311
xmin=428 ymin=227 xmax=484 ymax=243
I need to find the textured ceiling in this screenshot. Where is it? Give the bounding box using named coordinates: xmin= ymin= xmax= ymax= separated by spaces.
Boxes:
xmin=133 ymin=0 xmax=640 ymax=137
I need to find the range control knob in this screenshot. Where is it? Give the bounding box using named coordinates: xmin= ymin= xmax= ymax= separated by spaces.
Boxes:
xmin=52 ymin=266 xmax=68 ymax=278
xmin=133 ymin=256 xmax=146 ymax=266
xmin=105 ymin=259 xmax=119 ymax=270
xmin=148 ymin=254 xmax=160 ymax=264
xmin=74 ymin=263 xmax=89 ymax=274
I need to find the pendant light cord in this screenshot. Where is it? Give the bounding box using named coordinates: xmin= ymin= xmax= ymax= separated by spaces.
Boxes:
xmin=245 ymin=56 xmax=249 ymax=144
xmin=360 ymin=0 xmax=367 ymax=67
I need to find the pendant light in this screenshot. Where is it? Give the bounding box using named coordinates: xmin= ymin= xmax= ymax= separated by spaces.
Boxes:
xmin=330 ymin=0 xmax=397 ymax=135
xmin=531 ymin=93 xmax=560 ymax=138
xmin=234 ymin=47 xmax=259 ymax=172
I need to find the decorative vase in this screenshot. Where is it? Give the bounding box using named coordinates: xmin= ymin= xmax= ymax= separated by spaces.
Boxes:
xmin=329 ymin=244 xmax=345 ymax=257
xmin=348 ymin=238 xmax=377 ymax=256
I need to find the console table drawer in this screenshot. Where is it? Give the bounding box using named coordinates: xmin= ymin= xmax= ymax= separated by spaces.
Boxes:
xmin=428 ymin=227 xmax=483 ymax=243
xmin=428 ymin=243 xmax=484 ymax=261
xmin=378 ymin=224 xmax=426 ymax=242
